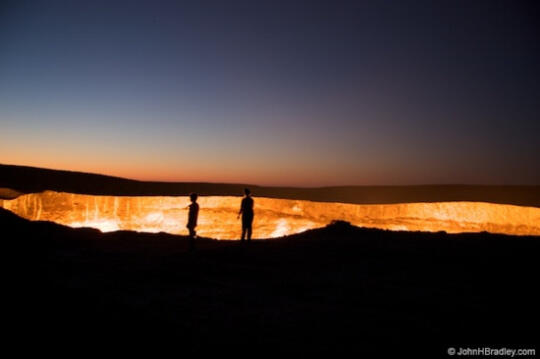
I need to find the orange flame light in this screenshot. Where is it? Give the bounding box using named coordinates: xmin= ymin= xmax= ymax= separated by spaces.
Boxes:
xmin=1 ymin=191 xmax=539 ymax=238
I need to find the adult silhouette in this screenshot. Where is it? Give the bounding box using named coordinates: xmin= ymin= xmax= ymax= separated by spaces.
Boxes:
xmin=238 ymin=188 xmax=254 ymax=241
xmin=186 ymin=192 xmax=199 ymax=250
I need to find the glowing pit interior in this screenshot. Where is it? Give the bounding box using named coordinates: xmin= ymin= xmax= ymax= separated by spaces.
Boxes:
xmin=1 ymin=191 xmax=539 ymax=238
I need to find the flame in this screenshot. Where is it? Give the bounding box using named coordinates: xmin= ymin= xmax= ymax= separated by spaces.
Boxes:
xmin=1 ymin=191 xmax=539 ymax=239
xmin=271 ymin=219 xmax=290 ymax=238
xmin=70 ymin=219 xmax=120 ymax=232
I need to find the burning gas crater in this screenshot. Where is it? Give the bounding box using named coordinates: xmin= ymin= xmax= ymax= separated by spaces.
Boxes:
xmin=1 ymin=191 xmax=539 ymax=238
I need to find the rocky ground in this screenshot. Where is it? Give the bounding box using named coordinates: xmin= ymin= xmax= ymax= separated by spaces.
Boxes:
xmin=4 ymin=208 xmax=538 ymax=356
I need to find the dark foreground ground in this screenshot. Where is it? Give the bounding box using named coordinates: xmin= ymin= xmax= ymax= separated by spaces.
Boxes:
xmin=4 ymin=208 xmax=538 ymax=357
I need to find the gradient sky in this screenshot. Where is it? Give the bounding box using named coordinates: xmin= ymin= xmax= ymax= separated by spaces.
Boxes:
xmin=1 ymin=0 xmax=539 ymax=186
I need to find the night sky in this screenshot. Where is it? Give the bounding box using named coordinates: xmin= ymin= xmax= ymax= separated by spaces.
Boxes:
xmin=1 ymin=0 xmax=539 ymax=186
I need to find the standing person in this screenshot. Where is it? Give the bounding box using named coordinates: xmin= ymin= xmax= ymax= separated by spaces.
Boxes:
xmin=186 ymin=192 xmax=199 ymax=251
xmin=238 ymin=188 xmax=254 ymax=242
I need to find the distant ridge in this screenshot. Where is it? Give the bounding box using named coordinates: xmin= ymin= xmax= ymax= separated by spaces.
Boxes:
xmin=1 ymin=163 xmax=539 ymax=207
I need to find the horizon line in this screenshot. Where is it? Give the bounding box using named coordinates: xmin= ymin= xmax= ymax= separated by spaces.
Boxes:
xmin=1 ymin=162 xmax=538 ymax=188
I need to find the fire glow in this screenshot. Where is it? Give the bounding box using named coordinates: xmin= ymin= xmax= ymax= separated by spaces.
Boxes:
xmin=1 ymin=191 xmax=539 ymax=238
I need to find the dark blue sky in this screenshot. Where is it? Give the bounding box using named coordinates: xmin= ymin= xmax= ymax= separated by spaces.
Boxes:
xmin=1 ymin=0 xmax=539 ymax=185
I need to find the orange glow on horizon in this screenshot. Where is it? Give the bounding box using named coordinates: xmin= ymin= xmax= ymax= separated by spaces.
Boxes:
xmin=0 ymin=159 xmax=308 ymax=186
xmin=0 ymin=156 xmax=402 ymax=187
xmin=1 ymin=191 xmax=539 ymax=238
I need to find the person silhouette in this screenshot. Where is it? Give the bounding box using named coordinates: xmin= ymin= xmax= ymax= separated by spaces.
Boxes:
xmin=237 ymin=188 xmax=254 ymax=242
xmin=186 ymin=192 xmax=199 ymax=250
